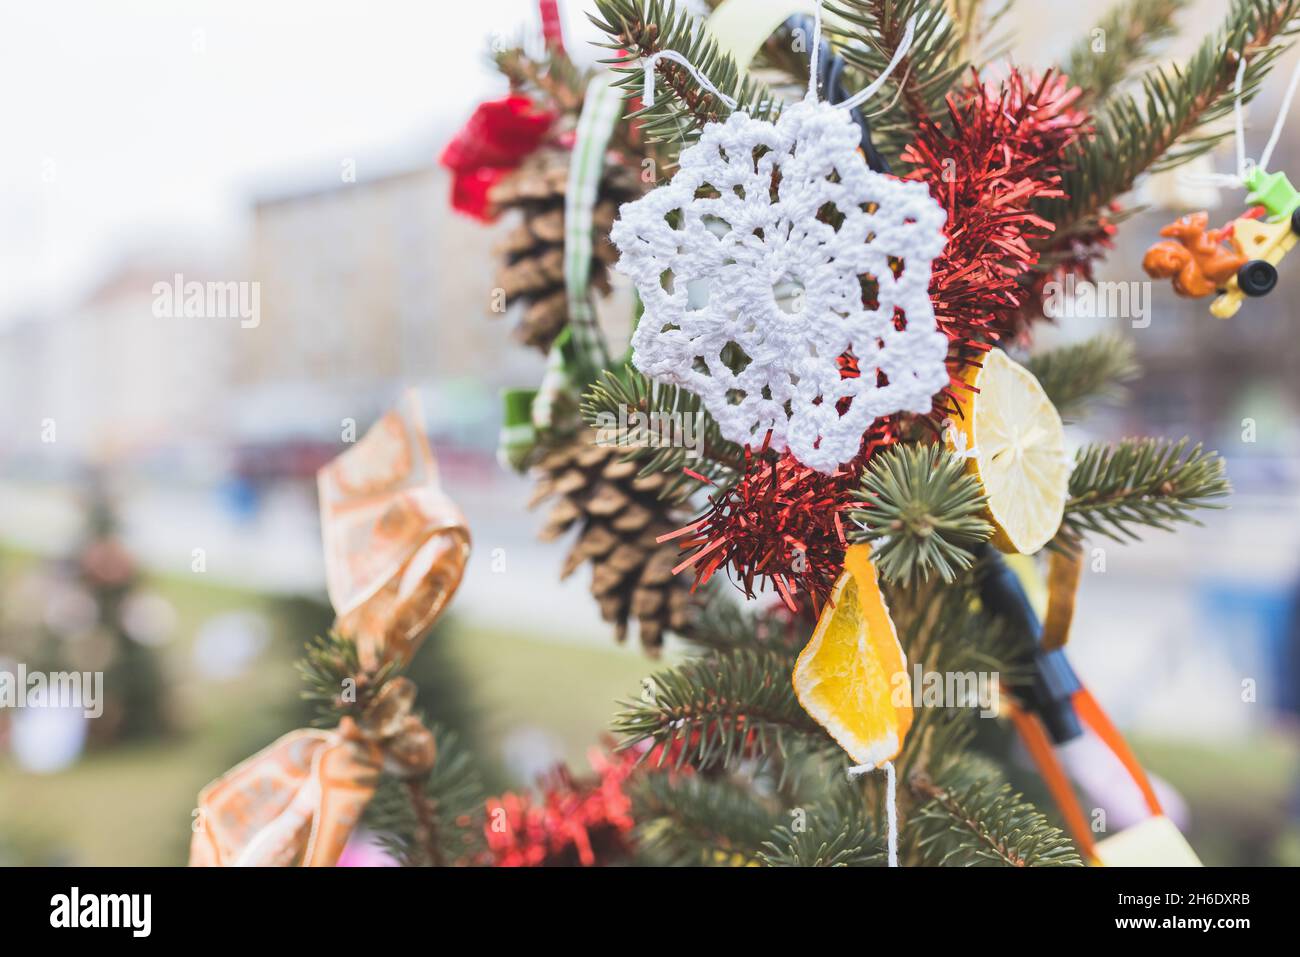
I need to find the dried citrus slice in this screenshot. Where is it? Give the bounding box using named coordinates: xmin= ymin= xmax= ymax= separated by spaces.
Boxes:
xmin=949 ymin=349 xmax=1069 ymax=554
xmin=793 ymin=544 xmax=912 ymax=768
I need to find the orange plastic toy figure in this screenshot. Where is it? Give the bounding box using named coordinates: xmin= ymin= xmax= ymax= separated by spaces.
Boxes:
xmin=1142 ymin=211 xmax=1248 ymax=298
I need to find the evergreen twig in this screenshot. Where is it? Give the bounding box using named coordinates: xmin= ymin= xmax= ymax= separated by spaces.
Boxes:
xmin=848 ymin=443 xmax=992 ymax=584
xmin=581 ymin=365 xmax=742 ymax=500
xmin=1059 ymin=437 xmax=1231 ymax=544
xmin=828 ymin=0 xmax=971 ymax=159
xmin=1042 ymin=0 xmax=1300 ymax=241
xmin=631 ymin=772 xmax=781 ymax=865
xmin=590 ymin=0 xmax=780 ymax=155
xmin=1024 ymin=334 xmax=1139 ymax=422
xmin=1063 ymin=0 xmax=1190 ymax=106
xmin=615 ymin=648 xmax=825 ymax=772
xmin=907 ymin=762 xmax=1082 ymax=866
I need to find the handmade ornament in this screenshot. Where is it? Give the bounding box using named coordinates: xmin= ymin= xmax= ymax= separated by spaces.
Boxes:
xmin=793 ymin=543 xmax=910 ymax=865
xmin=318 ymin=389 xmax=470 ymax=671
xmin=1144 ymin=56 xmax=1300 ymax=317
xmin=793 ymin=544 xmax=912 ymax=769
xmin=191 ymin=394 xmax=467 ymax=867
xmin=611 ymin=16 xmax=949 ymax=474
xmin=190 ymin=678 xmax=435 ymax=867
xmin=945 ymin=349 xmax=1069 ymax=555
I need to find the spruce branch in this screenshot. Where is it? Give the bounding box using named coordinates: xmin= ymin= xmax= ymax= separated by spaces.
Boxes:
xmin=1024 ymin=334 xmax=1139 ymax=422
xmin=828 ymin=0 xmax=971 ymax=158
xmin=848 ymin=443 xmax=992 ymax=584
xmin=759 ymin=789 xmax=886 ymax=867
xmin=296 ymin=631 xmax=399 ymax=726
xmin=631 ymin=771 xmax=782 ymax=865
xmin=683 ymin=595 xmax=806 ymax=655
xmin=493 ymin=45 xmax=589 ymax=116
xmin=581 ymin=365 xmax=742 ymax=500
xmin=365 ymin=725 xmax=487 ymax=867
xmin=1043 ymin=0 xmax=1300 ymax=240
xmin=907 ymin=762 xmax=1082 ymax=866
xmin=590 ymin=0 xmax=779 ymax=153
xmin=1063 ymin=0 xmax=1190 ymax=106
xmin=1059 ymin=437 xmax=1231 ymax=544
xmin=615 ymin=648 xmax=826 ymax=772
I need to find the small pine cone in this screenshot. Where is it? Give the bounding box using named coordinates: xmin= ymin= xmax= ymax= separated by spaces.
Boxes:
xmin=530 ymin=432 xmax=695 ymax=653
xmin=489 ymin=149 xmax=642 ymax=353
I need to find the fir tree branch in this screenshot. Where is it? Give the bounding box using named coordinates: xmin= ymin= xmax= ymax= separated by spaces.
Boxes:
xmin=907 ymin=762 xmax=1082 ymax=866
xmin=590 ymin=0 xmax=779 ymax=152
xmin=615 ymin=648 xmax=826 ymax=772
xmin=828 ymin=0 xmax=971 ymax=158
xmin=1024 ymin=334 xmax=1139 ymax=422
xmin=296 ymin=631 xmax=399 ymax=726
xmin=581 ymin=365 xmax=742 ymax=501
xmin=631 ymin=771 xmax=782 ymax=865
xmin=1043 ymin=0 xmax=1300 ymax=241
xmin=682 ymin=594 xmax=806 ymax=655
xmin=365 ymin=725 xmax=487 ymax=867
xmin=1059 ymin=437 xmax=1231 ymax=545
xmin=848 ymin=443 xmax=992 ymax=585
xmin=759 ymin=789 xmax=886 ymax=866
xmin=1063 ymin=0 xmax=1190 ymax=106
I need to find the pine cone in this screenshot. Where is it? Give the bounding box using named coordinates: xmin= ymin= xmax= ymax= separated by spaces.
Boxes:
xmin=529 ymin=432 xmax=693 ymax=653
xmin=489 ymin=148 xmax=641 ymax=353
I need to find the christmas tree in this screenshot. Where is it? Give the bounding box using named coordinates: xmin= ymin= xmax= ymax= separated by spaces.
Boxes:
xmin=423 ymin=0 xmax=1286 ymax=867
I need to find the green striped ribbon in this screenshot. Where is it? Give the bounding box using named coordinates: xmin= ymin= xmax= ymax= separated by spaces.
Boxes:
xmin=564 ymin=75 xmax=624 ymax=375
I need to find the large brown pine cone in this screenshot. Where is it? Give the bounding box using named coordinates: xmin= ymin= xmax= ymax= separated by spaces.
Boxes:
xmin=529 ymin=432 xmax=693 ymax=653
xmin=489 ymin=148 xmax=641 ymax=353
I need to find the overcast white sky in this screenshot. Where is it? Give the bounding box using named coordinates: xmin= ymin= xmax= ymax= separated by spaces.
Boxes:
xmin=0 ymin=0 xmax=612 ymax=321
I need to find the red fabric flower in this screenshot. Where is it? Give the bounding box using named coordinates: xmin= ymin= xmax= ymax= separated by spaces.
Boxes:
xmin=439 ymin=95 xmax=556 ymax=221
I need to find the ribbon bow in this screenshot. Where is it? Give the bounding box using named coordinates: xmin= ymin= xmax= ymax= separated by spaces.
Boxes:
xmin=190 ymin=392 xmax=469 ymax=866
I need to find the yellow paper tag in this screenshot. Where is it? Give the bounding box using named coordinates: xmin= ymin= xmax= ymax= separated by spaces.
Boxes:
xmin=1093 ymin=816 xmax=1203 ymax=867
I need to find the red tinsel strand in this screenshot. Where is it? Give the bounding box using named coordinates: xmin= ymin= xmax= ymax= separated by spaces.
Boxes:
xmin=483 ymin=746 xmax=640 ymax=867
xmin=902 ymin=68 xmax=1088 ymax=411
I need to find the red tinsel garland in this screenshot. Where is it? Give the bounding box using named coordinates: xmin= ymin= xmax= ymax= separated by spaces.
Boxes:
xmin=483 ymin=746 xmax=639 ymax=867
xmin=903 ymin=68 xmax=1087 ymax=408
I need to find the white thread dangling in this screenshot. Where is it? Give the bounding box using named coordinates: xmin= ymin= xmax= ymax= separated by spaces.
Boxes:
xmin=1180 ymin=53 xmax=1300 ymax=191
xmin=642 ymin=50 xmax=739 ymax=110
xmin=641 ymin=4 xmax=916 ymax=113
xmin=848 ymin=760 xmax=899 ymax=867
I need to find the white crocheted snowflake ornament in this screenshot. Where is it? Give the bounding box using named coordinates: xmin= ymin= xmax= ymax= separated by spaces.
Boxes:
xmin=611 ymin=96 xmax=949 ymax=473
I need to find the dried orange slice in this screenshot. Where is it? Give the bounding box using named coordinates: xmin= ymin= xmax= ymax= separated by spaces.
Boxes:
xmin=948 ymin=349 xmax=1069 ymax=554
xmin=793 ymin=544 xmax=912 ymax=768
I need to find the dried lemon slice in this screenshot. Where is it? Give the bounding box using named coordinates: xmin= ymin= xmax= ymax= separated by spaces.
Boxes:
xmin=793 ymin=544 xmax=912 ymax=768
xmin=949 ymin=349 xmax=1069 ymax=555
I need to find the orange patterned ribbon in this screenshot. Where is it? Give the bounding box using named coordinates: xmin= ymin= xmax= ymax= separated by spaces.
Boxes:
xmin=190 ymin=392 xmax=467 ymax=866
xmin=319 ymin=389 xmax=471 ymax=670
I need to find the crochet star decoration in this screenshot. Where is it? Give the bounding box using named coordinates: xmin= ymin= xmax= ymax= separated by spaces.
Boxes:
xmin=611 ymin=97 xmax=950 ymax=474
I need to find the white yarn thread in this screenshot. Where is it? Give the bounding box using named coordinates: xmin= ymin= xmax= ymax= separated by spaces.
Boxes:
xmin=1259 ymin=55 xmax=1300 ymax=173
xmin=1180 ymin=53 xmax=1300 ymax=192
xmin=641 ymin=3 xmax=916 ymax=115
xmin=642 ymin=50 xmax=738 ymax=110
xmin=848 ymin=760 xmax=899 ymax=867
